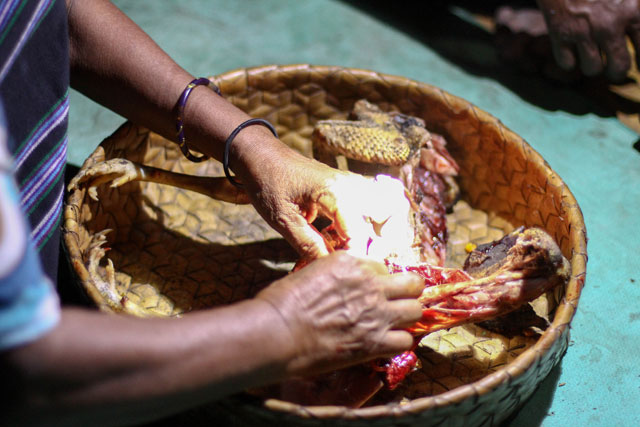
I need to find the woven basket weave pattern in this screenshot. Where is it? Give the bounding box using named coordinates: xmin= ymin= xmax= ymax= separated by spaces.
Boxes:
xmin=63 ymin=64 xmax=587 ymax=426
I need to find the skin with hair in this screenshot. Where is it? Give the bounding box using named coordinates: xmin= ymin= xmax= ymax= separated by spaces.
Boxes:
xmin=0 ymin=1 xmax=424 ymax=425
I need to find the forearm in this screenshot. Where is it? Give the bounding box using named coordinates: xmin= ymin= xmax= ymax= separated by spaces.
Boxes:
xmin=2 ymin=301 xmax=294 ymax=426
xmin=67 ymin=0 xmax=286 ymax=165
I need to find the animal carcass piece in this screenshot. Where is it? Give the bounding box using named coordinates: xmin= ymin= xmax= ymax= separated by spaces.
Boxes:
xmin=312 ymin=99 xmax=460 ymax=266
xmin=258 ymin=227 xmax=570 ymax=406
xmin=380 ymin=227 xmax=570 ymax=389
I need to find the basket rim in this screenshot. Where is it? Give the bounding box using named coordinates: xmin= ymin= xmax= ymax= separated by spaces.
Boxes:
xmin=63 ymin=64 xmax=588 ymax=421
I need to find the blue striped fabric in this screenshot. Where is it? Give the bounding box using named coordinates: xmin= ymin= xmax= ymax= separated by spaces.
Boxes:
xmin=0 ymin=0 xmax=55 ymax=82
xmin=0 ymin=0 xmax=65 ymax=348
xmin=0 ymin=100 xmax=60 ymax=351
xmin=0 ymin=0 xmax=69 ymax=281
xmin=14 ymin=94 xmax=69 ymax=170
xmin=0 ymin=144 xmax=60 ymax=350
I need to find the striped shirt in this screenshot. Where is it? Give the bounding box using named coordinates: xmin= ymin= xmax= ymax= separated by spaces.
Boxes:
xmin=0 ymin=0 xmax=68 ymax=281
xmin=0 ymin=111 xmax=60 ymax=350
xmin=0 ymin=0 xmax=66 ymax=348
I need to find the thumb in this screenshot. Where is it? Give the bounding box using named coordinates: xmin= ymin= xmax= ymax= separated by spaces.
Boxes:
xmin=280 ymin=217 xmax=331 ymax=260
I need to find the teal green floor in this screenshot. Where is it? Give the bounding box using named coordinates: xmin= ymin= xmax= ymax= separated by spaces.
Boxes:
xmin=68 ymin=1 xmax=640 ymax=426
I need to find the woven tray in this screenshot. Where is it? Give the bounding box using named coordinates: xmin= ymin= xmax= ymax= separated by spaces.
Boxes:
xmin=63 ymin=64 xmax=587 ymax=426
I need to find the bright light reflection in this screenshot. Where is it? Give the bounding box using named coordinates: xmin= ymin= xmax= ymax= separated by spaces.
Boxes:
xmin=329 ymin=174 xmax=419 ymax=266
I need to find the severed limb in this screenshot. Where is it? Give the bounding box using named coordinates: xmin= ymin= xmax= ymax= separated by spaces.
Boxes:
xmin=378 ymin=227 xmax=570 ymax=389
xmin=67 ymin=158 xmax=250 ymax=204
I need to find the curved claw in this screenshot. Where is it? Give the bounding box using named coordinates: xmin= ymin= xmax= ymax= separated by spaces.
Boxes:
xmin=86 ymin=230 xmax=121 ymax=306
xmin=68 ymin=159 xmax=145 ymax=201
xmin=86 ymin=229 xmax=150 ymax=317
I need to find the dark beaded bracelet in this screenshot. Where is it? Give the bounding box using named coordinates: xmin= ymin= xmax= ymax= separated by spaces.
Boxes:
xmin=223 ymin=118 xmax=278 ymax=188
xmin=175 ymin=77 xmax=221 ymax=162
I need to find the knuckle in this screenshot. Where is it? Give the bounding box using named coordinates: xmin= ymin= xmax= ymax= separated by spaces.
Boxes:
xmin=332 ymin=252 xmax=374 ymax=279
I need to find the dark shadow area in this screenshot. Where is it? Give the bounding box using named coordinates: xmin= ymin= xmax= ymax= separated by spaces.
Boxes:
xmin=502 ymin=360 xmax=564 ymax=426
xmin=340 ymin=0 xmax=640 ymax=121
xmin=58 ymin=163 xmax=95 ymax=307
xmin=75 ymin=186 xmax=296 ymax=314
xmin=137 ymin=353 xmax=566 ymax=427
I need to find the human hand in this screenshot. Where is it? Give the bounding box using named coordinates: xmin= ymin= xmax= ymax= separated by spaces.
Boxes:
xmin=234 ymin=139 xmax=415 ymax=262
xmin=536 ymin=0 xmax=640 ymax=81
xmin=255 ymin=251 xmax=423 ymax=376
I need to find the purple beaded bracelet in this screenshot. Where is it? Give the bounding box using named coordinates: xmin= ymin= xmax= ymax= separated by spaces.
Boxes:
xmin=175 ymin=77 xmax=221 ymax=162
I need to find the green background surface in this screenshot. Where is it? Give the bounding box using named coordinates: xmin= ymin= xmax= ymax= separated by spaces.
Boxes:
xmin=67 ymin=1 xmax=640 ymax=425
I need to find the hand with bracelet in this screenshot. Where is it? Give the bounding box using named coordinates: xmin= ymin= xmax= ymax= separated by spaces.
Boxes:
xmin=175 ymin=78 xmax=415 ymax=263
xmin=227 ymin=126 xmax=415 ymax=263
xmin=0 ymin=1 xmax=423 ymax=425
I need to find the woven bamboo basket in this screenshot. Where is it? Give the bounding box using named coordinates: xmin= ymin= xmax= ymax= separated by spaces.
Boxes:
xmin=63 ymin=64 xmax=587 ymax=426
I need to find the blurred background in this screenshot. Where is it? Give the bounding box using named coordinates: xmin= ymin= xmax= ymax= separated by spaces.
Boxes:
xmin=67 ymin=1 xmax=640 ymax=425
